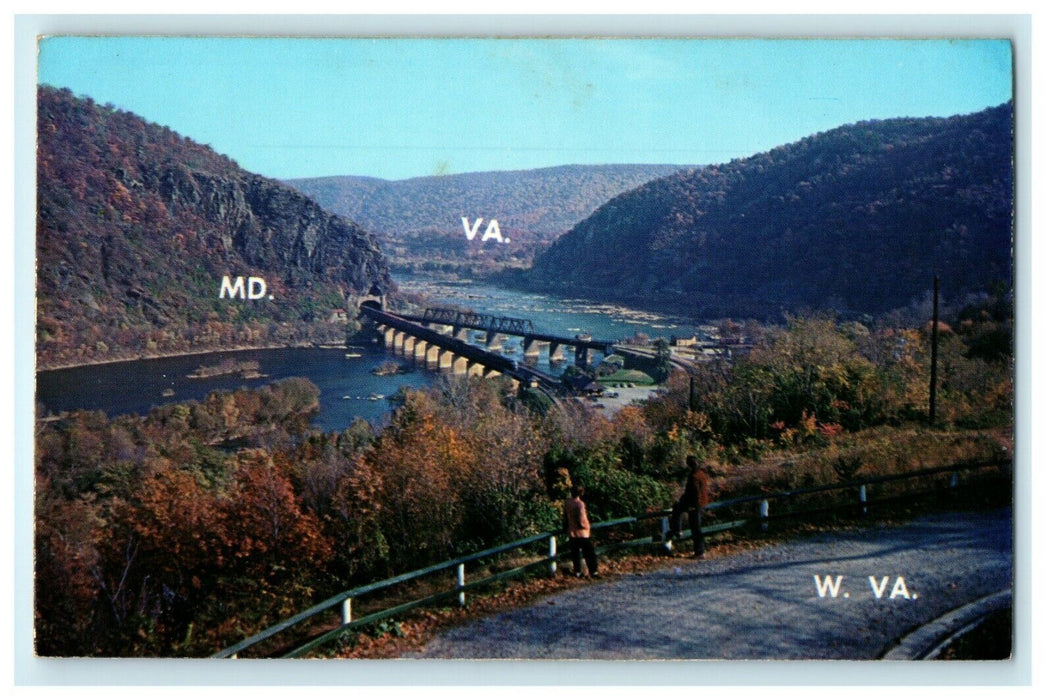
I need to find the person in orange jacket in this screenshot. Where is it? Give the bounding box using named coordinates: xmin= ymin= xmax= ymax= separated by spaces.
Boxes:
xmin=564 ymin=484 xmax=599 ymax=577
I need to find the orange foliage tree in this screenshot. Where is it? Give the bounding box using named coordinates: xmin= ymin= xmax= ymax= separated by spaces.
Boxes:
xmin=366 ymin=391 xmax=473 ymax=570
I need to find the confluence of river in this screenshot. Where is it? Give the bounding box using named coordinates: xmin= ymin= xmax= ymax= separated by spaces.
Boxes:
xmin=36 ymin=275 xmax=706 ymax=433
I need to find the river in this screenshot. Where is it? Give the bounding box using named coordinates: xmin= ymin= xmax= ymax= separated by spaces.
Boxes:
xmin=392 ymin=274 xmax=700 ymax=343
xmin=36 ymin=275 xmax=704 ymax=433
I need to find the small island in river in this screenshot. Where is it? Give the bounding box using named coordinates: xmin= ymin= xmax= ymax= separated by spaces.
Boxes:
xmin=187 ymin=359 xmax=267 ymax=380
xmin=371 ymin=361 xmax=411 ymax=377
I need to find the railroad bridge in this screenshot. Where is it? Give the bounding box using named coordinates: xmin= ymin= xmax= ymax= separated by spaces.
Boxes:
xmin=359 ymin=306 xmax=569 ymax=393
xmin=393 ymin=307 xmax=615 ymax=369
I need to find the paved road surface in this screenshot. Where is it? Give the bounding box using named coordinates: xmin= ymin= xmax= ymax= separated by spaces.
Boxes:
xmin=409 ymin=508 xmax=1011 ymax=660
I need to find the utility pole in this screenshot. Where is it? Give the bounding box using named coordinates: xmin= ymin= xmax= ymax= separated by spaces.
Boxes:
xmin=929 ymin=275 xmax=939 ymax=425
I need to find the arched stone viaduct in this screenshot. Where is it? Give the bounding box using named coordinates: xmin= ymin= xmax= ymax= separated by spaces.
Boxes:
xmin=360 ymin=305 xmax=568 ymax=393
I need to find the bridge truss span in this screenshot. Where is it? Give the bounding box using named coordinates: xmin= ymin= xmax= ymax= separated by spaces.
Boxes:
xmin=421 ymin=307 xmax=535 ymax=336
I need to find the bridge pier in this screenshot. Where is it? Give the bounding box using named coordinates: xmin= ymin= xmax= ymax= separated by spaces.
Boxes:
xmin=414 ymin=340 xmax=429 ymax=361
xmin=549 ymin=343 xmax=565 ymax=363
xmin=467 ymin=362 xmax=484 ymax=378
xmin=426 ymin=344 xmax=441 ymax=368
xmin=439 ymin=350 xmax=455 ymax=370
xmin=574 ymin=345 xmax=592 ymax=369
xmin=523 ymin=337 xmax=542 ymax=359
xmin=402 ymin=335 xmax=418 ymax=357
xmin=452 ymin=356 xmax=469 ymax=375
xmin=486 ymin=332 xmax=505 ymax=352
xmin=392 ymin=330 xmax=405 ymax=352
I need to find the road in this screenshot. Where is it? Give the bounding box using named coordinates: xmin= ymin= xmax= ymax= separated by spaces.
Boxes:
xmin=408 ymin=508 xmax=1012 ymax=660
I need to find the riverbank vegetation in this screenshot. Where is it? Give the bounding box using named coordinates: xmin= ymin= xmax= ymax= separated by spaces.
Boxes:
xmin=35 ymin=301 xmax=1012 ymax=657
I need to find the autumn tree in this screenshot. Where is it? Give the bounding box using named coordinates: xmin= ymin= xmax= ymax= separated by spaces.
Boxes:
xmin=34 ymin=380 xmax=332 ymax=656
xmin=459 ymin=399 xmax=555 ymax=547
xmin=223 ymin=450 xmax=334 ymax=616
xmin=34 ymin=484 xmax=105 ymax=656
xmin=366 ymin=391 xmax=473 ymax=570
xmin=328 ymin=455 xmax=389 ymax=581
xmin=97 ymin=468 xmax=229 ymax=654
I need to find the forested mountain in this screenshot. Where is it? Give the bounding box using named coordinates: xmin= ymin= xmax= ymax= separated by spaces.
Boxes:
xmin=514 ymin=104 xmax=1013 ymax=319
xmin=286 ymin=164 xmax=688 ymax=269
xmin=36 ymin=86 xmax=392 ymax=368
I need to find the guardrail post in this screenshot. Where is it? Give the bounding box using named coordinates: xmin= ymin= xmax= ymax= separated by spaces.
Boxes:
xmin=341 ymin=597 xmax=353 ymax=626
xmin=548 ymin=536 xmax=558 ymax=576
xmin=759 ymin=499 xmax=769 ymax=532
xmin=457 ymin=563 xmax=466 ymax=607
xmin=859 ymin=484 xmax=868 ymax=517
xmin=661 ymin=516 xmax=673 ymax=553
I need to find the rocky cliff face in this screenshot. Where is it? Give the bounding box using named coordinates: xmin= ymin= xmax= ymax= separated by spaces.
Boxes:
xmin=36 ymin=86 xmax=392 ymax=368
xmin=155 ymin=165 xmax=390 ymax=293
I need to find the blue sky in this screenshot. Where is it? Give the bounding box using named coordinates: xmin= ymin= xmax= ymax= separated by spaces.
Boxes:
xmin=37 ymin=37 xmax=1013 ymax=181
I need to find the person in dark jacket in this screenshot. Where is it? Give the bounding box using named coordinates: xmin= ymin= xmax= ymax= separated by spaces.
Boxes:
xmin=564 ymin=484 xmax=599 ymax=577
xmin=669 ymin=456 xmax=713 ymax=557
